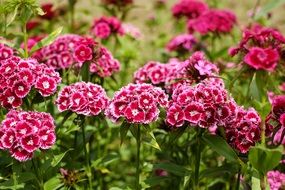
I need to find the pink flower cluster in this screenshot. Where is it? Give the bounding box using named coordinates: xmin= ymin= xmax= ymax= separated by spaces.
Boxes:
xmin=91 ymin=16 xmax=124 ymax=39
xmin=34 ymin=34 xmax=120 ymax=77
xmin=166 ymin=34 xmax=197 ymax=53
xmin=229 ymin=24 xmax=285 ymax=72
xmin=187 ymin=9 xmax=236 ymax=35
xmin=89 ymin=47 xmax=120 ymax=77
xmin=267 ymin=171 xmax=285 ymax=190
xmin=172 ymin=0 xmax=208 ymax=19
xmin=0 ymin=43 xmax=14 ymax=61
xmin=134 ymin=52 xmax=218 ymax=91
xmin=183 ymin=51 xmax=219 ymax=82
xmin=133 ymin=59 xmax=185 ymax=87
xmin=56 ymin=82 xmax=109 ymax=116
xmin=167 ymin=79 xmax=261 ymax=153
xmin=266 ymin=94 xmax=285 ymax=145
xmin=0 ymin=57 xmax=61 ymax=109
xmin=105 ymin=83 xmax=168 ymax=124
xmin=33 ymin=34 xmax=84 ymax=69
xmin=0 ymin=110 xmax=56 ymax=162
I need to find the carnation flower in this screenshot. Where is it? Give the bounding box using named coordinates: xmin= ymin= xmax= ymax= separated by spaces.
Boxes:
xmin=187 ymin=9 xmax=236 ymax=35
xmin=106 ymin=83 xmax=168 ymax=124
xmin=244 ymin=47 xmax=279 ymax=71
xmin=56 ymin=82 xmax=109 ymax=116
xmin=172 ymin=0 xmax=208 ymax=19
xmin=166 ymin=34 xmax=197 ymax=53
xmin=0 ymin=57 xmax=61 ymax=108
xmin=89 ymin=47 xmax=120 ymax=77
xmin=166 ymin=79 xmax=261 ymax=153
xmin=0 ymin=43 xmax=14 ymax=62
xmin=33 ymin=34 xmax=121 ymax=77
xmin=0 ymin=110 xmax=56 ymax=162
xmin=230 ymin=24 xmax=285 ymax=71
xmin=91 ymin=16 xmax=124 ymax=39
xmin=267 ymin=171 xmax=285 ymax=190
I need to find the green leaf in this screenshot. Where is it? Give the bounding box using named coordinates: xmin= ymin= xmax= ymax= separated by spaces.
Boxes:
xmin=153 ymin=162 xmax=191 ymax=177
xmin=202 ymin=134 xmax=239 ymax=163
xmin=18 ymin=172 xmax=36 ymax=183
xmin=51 ymin=149 xmax=73 ymax=167
xmin=44 ymin=176 xmax=63 ymax=190
xmin=255 ymin=0 xmax=285 ymax=19
xmin=252 ymin=177 xmax=261 ymax=190
xmin=120 ymin=121 xmax=130 ymax=145
xmin=30 ymin=27 xmax=63 ymax=54
xmin=249 ymin=146 xmax=282 ymax=175
xmin=6 ymin=4 xmax=19 ymax=27
xmin=0 ymin=179 xmax=24 ymax=189
xmin=249 ymin=73 xmax=260 ymax=101
xmin=144 ymin=176 xmax=169 ymax=187
xmin=200 ymin=164 xmax=239 ymax=179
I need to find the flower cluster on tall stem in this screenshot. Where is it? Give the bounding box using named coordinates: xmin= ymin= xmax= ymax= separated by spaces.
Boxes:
xmin=56 ymin=82 xmax=109 ymax=116
xmin=0 ymin=110 xmax=56 ymax=162
xmin=229 ymin=24 xmax=285 ymax=71
xmin=0 ymin=56 xmax=61 ymax=108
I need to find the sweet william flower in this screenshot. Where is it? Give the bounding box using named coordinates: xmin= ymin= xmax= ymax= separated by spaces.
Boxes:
xmin=56 ymin=82 xmax=109 ymax=116
xmin=244 ymin=47 xmax=279 ymax=71
xmin=0 ymin=110 xmax=57 ymax=162
xmin=172 ymin=0 xmax=208 ymax=19
xmin=106 ymin=83 xmax=168 ymax=124
xmin=74 ymin=45 xmax=93 ymax=63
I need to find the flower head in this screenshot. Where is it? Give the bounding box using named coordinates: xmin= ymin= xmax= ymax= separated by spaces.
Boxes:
xmin=106 ymin=83 xmax=168 ymax=124
xmin=56 ymin=82 xmax=109 ymax=116
xmin=0 ymin=110 xmax=56 ymax=162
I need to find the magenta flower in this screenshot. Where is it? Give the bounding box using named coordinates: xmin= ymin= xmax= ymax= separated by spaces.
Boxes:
xmin=0 ymin=43 xmax=14 ymax=61
xmin=244 ymin=47 xmax=279 ymax=71
xmin=56 ymin=82 xmax=109 ymax=116
xmin=0 ymin=57 xmax=61 ymax=109
xmin=172 ymin=0 xmax=208 ymax=19
xmin=166 ymin=34 xmax=197 ymax=53
xmin=89 ymin=47 xmax=120 ymax=77
xmin=106 ymin=83 xmax=168 ymax=124
xmin=267 ymin=171 xmax=285 ymax=190
xmin=166 ymin=79 xmax=261 ymax=153
xmin=187 ymin=9 xmax=236 ymax=35
xmin=0 ymin=110 xmax=56 ymax=162
xmin=74 ymin=45 xmax=93 ymax=63
xmin=91 ymin=16 xmax=124 ymax=39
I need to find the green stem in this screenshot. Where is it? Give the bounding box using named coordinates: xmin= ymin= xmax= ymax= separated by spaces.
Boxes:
xmin=32 ymin=159 xmax=44 ymax=190
xmin=81 ymin=118 xmax=92 ymax=190
xmin=23 ymin=23 xmax=28 ymax=58
xmin=194 ymin=128 xmax=202 ymax=190
xmin=260 ymin=174 xmax=266 ymax=190
xmin=135 ymin=125 xmax=141 ymax=190
xmin=235 ymin=167 xmax=241 ymax=190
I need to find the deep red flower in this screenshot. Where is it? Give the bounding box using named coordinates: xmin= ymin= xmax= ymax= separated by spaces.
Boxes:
xmin=35 ymin=76 xmax=57 ymax=97
xmin=20 ymin=134 xmax=40 ymax=153
xmin=166 ymin=104 xmax=185 ymax=127
xmin=12 ymin=81 xmax=31 ymax=98
xmin=184 ymin=102 xmax=204 ymax=124
xmin=40 ymin=3 xmax=55 ymax=20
